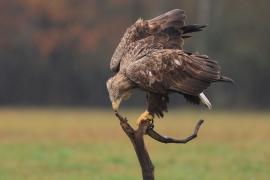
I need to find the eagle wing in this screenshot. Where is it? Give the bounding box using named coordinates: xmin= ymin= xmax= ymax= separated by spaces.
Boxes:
xmin=110 ymin=9 xmax=192 ymax=72
xmin=125 ymin=49 xmax=221 ymax=96
xmin=145 ymin=9 xmax=206 ymax=49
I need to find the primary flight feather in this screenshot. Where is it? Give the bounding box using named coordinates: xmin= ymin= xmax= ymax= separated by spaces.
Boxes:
xmin=107 ymin=9 xmax=233 ymax=122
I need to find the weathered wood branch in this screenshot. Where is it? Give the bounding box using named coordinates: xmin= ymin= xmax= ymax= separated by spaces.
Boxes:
xmin=115 ymin=112 xmax=204 ymax=180
xmin=115 ymin=112 xmax=154 ymax=180
xmin=146 ymin=119 xmax=204 ymax=144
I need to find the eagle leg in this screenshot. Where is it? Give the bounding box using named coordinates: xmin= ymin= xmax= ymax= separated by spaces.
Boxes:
xmin=136 ymin=110 xmax=154 ymax=126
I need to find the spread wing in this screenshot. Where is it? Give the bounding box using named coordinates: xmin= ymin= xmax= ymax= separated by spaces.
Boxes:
xmin=110 ymin=9 xmax=193 ymax=72
xmin=140 ymin=9 xmax=206 ymax=49
xmin=126 ymin=49 xmax=221 ymax=96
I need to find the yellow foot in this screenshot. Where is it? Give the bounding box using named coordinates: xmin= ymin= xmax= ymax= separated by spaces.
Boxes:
xmin=136 ymin=111 xmax=154 ymax=126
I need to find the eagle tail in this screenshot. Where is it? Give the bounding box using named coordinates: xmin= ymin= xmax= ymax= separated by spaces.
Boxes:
xmin=183 ymin=93 xmax=211 ymax=109
xmin=199 ymin=92 xmax=212 ymax=109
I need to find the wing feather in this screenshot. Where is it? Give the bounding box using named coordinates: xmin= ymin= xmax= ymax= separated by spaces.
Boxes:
xmin=126 ymin=50 xmax=221 ymax=96
xmin=110 ymin=9 xmax=187 ymax=72
xmin=111 ymin=9 xmax=207 ymax=72
xmin=148 ymin=9 xmax=186 ymax=31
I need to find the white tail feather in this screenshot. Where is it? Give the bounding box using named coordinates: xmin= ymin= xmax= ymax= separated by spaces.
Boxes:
xmin=199 ymin=93 xmax=212 ymax=109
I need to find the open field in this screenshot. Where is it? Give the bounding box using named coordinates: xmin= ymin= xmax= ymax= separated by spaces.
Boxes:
xmin=0 ymin=108 xmax=269 ymax=180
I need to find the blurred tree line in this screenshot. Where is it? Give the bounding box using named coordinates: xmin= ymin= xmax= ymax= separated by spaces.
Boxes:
xmin=0 ymin=0 xmax=269 ymax=108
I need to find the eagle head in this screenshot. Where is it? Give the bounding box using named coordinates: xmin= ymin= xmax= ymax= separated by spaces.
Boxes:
xmin=106 ymin=74 xmax=133 ymax=112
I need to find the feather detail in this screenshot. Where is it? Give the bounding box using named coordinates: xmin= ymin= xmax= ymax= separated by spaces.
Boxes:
xmin=182 ymin=24 xmax=207 ymax=34
xmin=148 ymin=9 xmax=186 ymax=30
xmin=199 ymin=92 xmax=212 ymax=109
xmin=219 ymin=76 xmax=234 ymax=84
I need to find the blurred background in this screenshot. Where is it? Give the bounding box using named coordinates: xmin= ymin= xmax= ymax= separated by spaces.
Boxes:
xmin=0 ymin=0 xmax=270 ymax=109
xmin=0 ymin=0 xmax=269 ymax=179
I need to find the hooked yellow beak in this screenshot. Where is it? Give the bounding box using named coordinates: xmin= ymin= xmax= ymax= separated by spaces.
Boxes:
xmin=112 ymin=99 xmax=121 ymax=112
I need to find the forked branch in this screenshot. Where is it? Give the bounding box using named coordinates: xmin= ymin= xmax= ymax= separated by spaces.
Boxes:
xmin=115 ymin=112 xmax=154 ymax=180
xmin=114 ymin=112 xmax=204 ymax=180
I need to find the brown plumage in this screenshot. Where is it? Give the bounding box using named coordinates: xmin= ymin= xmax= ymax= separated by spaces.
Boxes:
xmin=107 ymin=9 xmax=233 ymax=118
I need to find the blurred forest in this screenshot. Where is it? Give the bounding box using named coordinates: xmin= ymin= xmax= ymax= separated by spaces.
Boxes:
xmin=0 ymin=0 xmax=269 ymax=108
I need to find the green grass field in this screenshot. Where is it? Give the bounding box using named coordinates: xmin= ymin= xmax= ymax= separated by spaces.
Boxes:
xmin=0 ymin=108 xmax=269 ymax=180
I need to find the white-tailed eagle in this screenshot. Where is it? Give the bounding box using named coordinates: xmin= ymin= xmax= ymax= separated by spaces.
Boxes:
xmin=107 ymin=9 xmax=233 ymax=123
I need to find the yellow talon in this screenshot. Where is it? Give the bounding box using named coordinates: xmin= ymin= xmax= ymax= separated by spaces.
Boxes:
xmin=136 ymin=111 xmax=154 ymax=125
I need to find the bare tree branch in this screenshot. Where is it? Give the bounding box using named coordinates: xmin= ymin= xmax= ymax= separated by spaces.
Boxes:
xmin=115 ymin=112 xmax=154 ymax=180
xmin=114 ymin=112 xmax=204 ymax=180
xmin=146 ymin=120 xmax=204 ymax=144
